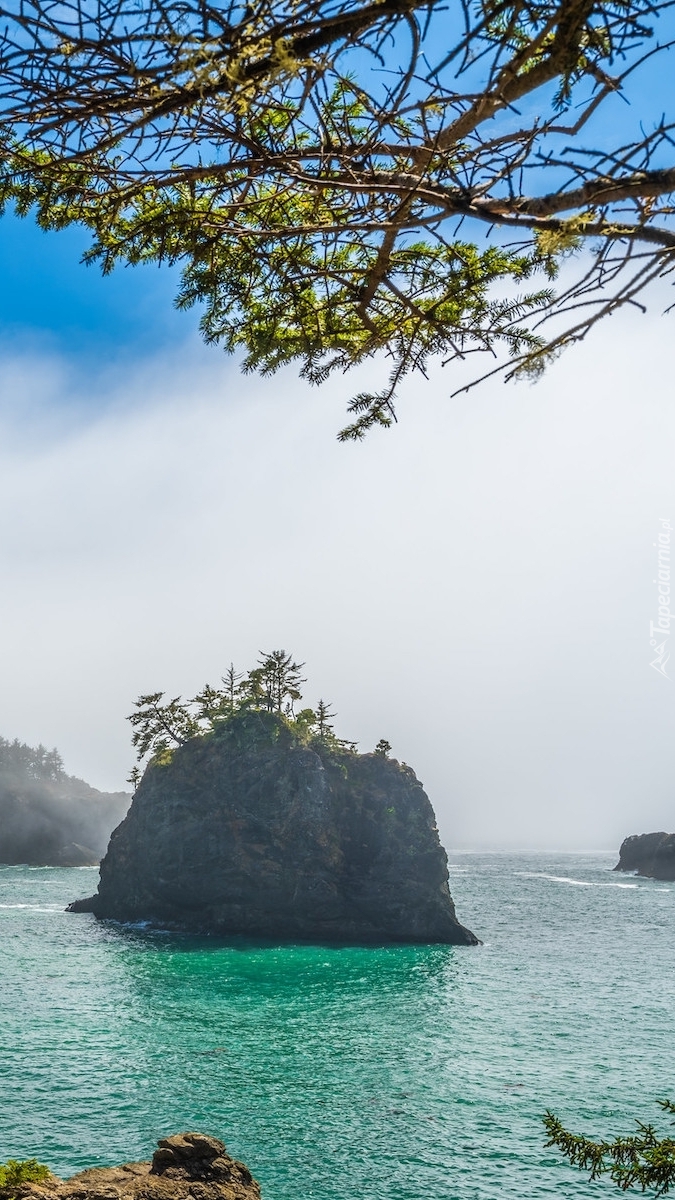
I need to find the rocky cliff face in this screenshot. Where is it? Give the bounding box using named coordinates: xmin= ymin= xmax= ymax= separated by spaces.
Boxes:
xmin=0 ymin=1134 xmax=259 ymax=1200
xmin=69 ymin=712 xmax=477 ymax=944
xmin=614 ymin=831 xmax=675 ymax=880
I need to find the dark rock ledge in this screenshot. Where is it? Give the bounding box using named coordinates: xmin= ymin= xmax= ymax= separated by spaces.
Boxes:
xmin=0 ymin=1134 xmax=260 ymax=1200
xmin=614 ymin=831 xmax=675 ymax=881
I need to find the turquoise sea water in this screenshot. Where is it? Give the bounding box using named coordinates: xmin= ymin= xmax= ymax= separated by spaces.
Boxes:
xmin=1 ymin=852 xmax=674 ymax=1199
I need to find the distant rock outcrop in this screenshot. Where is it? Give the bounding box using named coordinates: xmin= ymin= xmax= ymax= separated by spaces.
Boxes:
xmin=0 ymin=735 xmax=130 ymax=866
xmin=0 ymin=1133 xmax=260 ymax=1200
xmin=614 ymin=832 xmax=675 ymax=881
xmin=69 ymin=711 xmax=477 ymax=944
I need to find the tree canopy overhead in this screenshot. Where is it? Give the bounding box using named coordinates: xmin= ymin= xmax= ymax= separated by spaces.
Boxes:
xmin=1 ymin=0 xmax=674 ymax=434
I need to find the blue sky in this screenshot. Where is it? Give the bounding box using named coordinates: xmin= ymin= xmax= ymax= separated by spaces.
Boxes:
xmin=0 ymin=213 xmax=186 ymax=362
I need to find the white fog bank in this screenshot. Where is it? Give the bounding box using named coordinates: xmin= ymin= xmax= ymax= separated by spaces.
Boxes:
xmin=0 ymin=311 xmax=674 ymax=851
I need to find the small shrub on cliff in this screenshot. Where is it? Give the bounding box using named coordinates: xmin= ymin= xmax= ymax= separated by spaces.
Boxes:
xmin=0 ymin=1159 xmax=50 ymax=1188
xmin=544 ymin=1100 xmax=675 ymax=1195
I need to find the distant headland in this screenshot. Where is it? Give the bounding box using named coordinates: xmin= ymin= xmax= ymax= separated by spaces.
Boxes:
xmin=0 ymin=736 xmax=130 ymax=867
xmin=614 ymin=832 xmax=675 ymax=881
xmin=69 ymin=650 xmax=478 ymax=945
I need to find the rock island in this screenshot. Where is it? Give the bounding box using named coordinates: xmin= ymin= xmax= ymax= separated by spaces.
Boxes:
xmin=70 ymin=653 xmax=478 ymax=943
xmin=70 ymin=709 xmax=476 ymax=943
xmin=614 ymin=831 xmax=675 ymax=881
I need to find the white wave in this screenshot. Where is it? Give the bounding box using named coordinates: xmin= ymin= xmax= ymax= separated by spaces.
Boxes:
xmin=0 ymin=902 xmax=64 ymax=911
xmin=515 ymin=872 xmax=643 ymax=890
xmin=515 ymin=872 xmax=594 ymax=887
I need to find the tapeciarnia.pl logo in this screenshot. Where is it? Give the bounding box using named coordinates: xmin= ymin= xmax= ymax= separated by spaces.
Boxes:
xmin=650 ymin=518 xmax=672 ymax=679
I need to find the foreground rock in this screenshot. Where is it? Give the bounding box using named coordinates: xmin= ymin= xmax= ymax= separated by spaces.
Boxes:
xmin=0 ymin=1134 xmax=259 ymax=1200
xmin=614 ymin=831 xmax=675 ymax=881
xmin=69 ymin=711 xmax=477 ymax=944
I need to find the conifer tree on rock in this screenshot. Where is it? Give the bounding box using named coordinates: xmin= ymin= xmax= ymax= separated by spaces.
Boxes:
xmin=315 ymin=699 xmax=336 ymax=740
xmin=244 ymin=651 xmax=306 ymax=715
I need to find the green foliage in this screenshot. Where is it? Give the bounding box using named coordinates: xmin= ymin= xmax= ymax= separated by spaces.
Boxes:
xmin=175 ymin=230 xmax=549 ymax=440
xmin=544 ymin=1100 xmax=675 ymax=1195
xmin=0 ymin=0 xmax=669 ymax=433
xmin=0 ymin=738 xmax=64 ymax=783
xmin=315 ymin=699 xmax=336 ymax=740
xmin=294 ymin=708 xmax=319 ymax=743
xmin=127 ymin=651 xmax=358 ymax=774
xmin=374 ymin=739 xmax=392 ymax=757
xmin=222 ymin=664 xmax=244 ymax=712
xmin=126 ymin=765 xmax=142 ymax=791
xmin=127 ymin=692 xmax=201 ymax=763
xmin=0 ymin=1159 xmax=50 ymax=1189
xmin=245 ymin=650 xmax=306 ymax=715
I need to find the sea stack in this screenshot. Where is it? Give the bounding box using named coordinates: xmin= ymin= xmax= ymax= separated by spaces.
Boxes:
xmin=614 ymin=831 xmax=675 ymax=881
xmin=69 ymin=710 xmax=477 ymax=944
xmin=0 ymin=1134 xmax=260 ymax=1200
xmin=612 ymin=835 xmax=667 ymax=883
